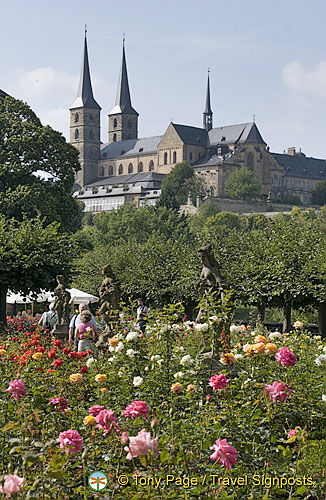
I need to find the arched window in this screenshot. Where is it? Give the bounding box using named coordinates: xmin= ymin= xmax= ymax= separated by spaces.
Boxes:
xmin=128 ymin=119 xmax=132 ymax=128
xmin=90 ymin=114 xmax=93 ymax=122
xmin=90 ymin=129 xmax=94 ymax=140
xmin=108 ymin=165 xmax=113 ymax=176
xmin=113 ymin=133 xmax=117 ymax=142
xmin=118 ymin=164 xmax=123 ymax=175
xmin=247 ymin=153 xmax=254 ymax=171
xmin=74 ymin=113 xmax=79 ymax=123
xmin=100 ymin=167 xmax=104 ymax=176
xmin=173 ymin=151 xmax=177 ymax=163
xmin=128 ymin=163 xmax=133 ymax=173
xmin=138 ymin=162 xmax=143 ymax=173
xmin=75 ymin=129 xmax=79 ymax=140
xmin=149 ymin=160 xmax=154 ymax=171
xmin=113 ymin=118 xmax=117 ymax=129
xmin=164 ymin=152 xmax=168 ymax=165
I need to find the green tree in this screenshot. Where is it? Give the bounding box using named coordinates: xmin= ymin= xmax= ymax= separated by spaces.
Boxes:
xmin=189 ymin=201 xmax=220 ymax=235
xmin=159 ymin=162 xmax=197 ymax=209
xmin=225 ymin=167 xmax=261 ymax=200
xmin=0 ymin=216 xmax=78 ymax=325
xmin=0 ymin=96 xmax=82 ymax=232
xmin=310 ymin=180 xmax=326 ymax=206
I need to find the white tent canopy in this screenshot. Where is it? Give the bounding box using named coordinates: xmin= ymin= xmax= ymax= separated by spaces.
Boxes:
xmin=7 ymin=288 xmax=99 ymax=305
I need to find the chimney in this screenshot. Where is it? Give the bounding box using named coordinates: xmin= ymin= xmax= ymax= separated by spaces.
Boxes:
xmin=287 ymin=147 xmax=296 ymax=156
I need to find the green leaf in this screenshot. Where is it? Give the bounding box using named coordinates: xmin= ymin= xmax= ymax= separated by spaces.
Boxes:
xmin=160 ymin=449 xmax=170 ymax=463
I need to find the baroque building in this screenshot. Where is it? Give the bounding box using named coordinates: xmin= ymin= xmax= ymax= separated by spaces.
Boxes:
xmin=70 ymin=35 xmax=325 ymax=212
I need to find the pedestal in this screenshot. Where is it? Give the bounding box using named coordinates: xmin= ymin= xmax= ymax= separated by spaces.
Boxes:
xmin=51 ymin=323 xmax=69 ymax=343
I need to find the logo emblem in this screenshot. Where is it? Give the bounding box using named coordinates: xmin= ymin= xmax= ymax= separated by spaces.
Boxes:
xmin=88 ymin=471 xmax=108 ymax=491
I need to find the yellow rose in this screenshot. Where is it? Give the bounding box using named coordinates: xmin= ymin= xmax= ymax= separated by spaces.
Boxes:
xmin=100 ymin=388 xmax=107 ymax=393
xmin=252 ymin=342 xmax=266 ymax=354
xmin=315 ymin=336 xmax=321 ymax=340
xmin=186 ymin=384 xmax=196 ymax=392
xmin=264 ymin=343 xmax=278 ymax=355
xmin=0 ymin=349 xmax=7 ymax=357
xmin=69 ymin=373 xmax=83 ymax=384
xmin=244 ymin=344 xmax=255 ymax=356
xmin=171 ymin=382 xmax=183 ymax=394
xmin=109 ymin=337 xmax=119 ymax=347
xmin=95 ymin=374 xmax=107 ymax=383
xmin=84 ymin=415 xmax=96 ymax=426
xmin=254 ymin=335 xmax=267 ymax=344
xmin=32 ymin=352 xmax=43 ymax=360
xmin=220 ymin=353 xmax=235 ymax=366
xmin=318 ymin=345 xmax=324 ymax=350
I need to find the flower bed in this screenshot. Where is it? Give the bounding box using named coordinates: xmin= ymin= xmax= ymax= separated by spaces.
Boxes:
xmin=0 ymin=315 xmax=325 ymax=499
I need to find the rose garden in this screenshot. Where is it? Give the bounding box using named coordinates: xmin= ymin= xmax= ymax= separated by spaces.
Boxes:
xmin=0 ymin=96 xmax=326 ymax=500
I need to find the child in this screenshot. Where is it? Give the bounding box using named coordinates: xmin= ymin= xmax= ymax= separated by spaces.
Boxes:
xmin=75 ymin=310 xmax=98 ymax=358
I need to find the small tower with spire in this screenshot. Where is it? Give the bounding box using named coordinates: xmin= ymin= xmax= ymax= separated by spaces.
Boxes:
xmin=70 ymin=28 xmax=101 ymax=188
xmin=203 ymin=69 xmax=213 ymax=131
xmin=108 ymin=37 xmax=139 ymax=143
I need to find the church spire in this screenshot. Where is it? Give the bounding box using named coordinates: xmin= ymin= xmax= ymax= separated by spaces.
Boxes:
xmin=70 ymin=30 xmax=100 ymax=110
xmin=203 ymin=69 xmax=213 ymax=131
xmin=109 ymin=38 xmax=138 ymax=116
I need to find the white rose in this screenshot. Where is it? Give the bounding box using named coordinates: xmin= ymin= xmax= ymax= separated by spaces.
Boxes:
xmin=322 ymin=394 xmax=326 ymax=402
xmin=133 ymin=376 xmax=143 ymax=387
xmin=126 ymin=348 xmax=137 ymax=358
xmin=115 ymin=342 xmax=124 ymax=353
xmin=86 ymin=357 xmax=96 ymax=368
xmin=315 ymin=354 xmax=326 ymax=366
xmin=269 ymin=331 xmax=282 ymax=340
xmin=126 ymin=331 xmax=138 ymax=342
xmin=180 ymin=354 xmax=193 ymax=366
xmin=234 ymin=354 xmax=244 ymax=361
xmin=230 ymin=324 xmax=241 ymax=334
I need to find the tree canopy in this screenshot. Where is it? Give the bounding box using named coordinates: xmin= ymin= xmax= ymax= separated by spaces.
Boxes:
xmin=0 ymin=215 xmax=78 ymax=325
xmin=0 ymin=96 xmax=82 ymax=232
xmin=158 ymin=162 xmax=206 ymax=209
xmin=225 ymin=167 xmax=261 ymax=200
xmin=310 ymin=180 xmax=326 ymax=206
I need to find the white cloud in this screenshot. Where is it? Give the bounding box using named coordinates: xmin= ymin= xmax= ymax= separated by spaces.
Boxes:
xmin=283 ymin=61 xmax=326 ymax=99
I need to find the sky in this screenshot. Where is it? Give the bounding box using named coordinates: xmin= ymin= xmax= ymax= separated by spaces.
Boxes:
xmin=1 ymin=0 xmax=326 ymax=158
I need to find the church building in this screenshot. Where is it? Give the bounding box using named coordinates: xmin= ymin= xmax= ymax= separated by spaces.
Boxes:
xmin=70 ymin=35 xmax=326 ymax=212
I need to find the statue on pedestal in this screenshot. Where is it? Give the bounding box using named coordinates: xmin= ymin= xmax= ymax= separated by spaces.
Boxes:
xmin=195 ymin=244 xmax=228 ymax=322
xmin=52 ymin=275 xmax=70 ymax=342
xmin=97 ymin=265 xmax=121 ymax=342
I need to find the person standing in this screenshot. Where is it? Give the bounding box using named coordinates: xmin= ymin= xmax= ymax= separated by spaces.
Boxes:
xmin=75 ymin=310 xmax=98 ymax=357
xmin=68 ymin=303 xmax=98 ymax=345
xmin=136 ymin=298 xmax=148 ymax=333
xmin=38 ymin=303 xmax=57 ymax=330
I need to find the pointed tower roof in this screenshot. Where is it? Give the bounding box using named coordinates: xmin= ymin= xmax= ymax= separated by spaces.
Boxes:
xmin=70 ymin=32 xmax=101 ymax=110
xmin=204 ymin=70 xmax=212 ymax=115
xmin=108 ymin=40 xmax=139 ymax=116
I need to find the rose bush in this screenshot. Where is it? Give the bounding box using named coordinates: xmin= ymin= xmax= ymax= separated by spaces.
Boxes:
xmin=0 ymin=312 xmax=325 ymax=499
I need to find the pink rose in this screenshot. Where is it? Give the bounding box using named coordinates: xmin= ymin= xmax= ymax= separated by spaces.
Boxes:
xmin=208 ymin=373 xmax=229 ymax=391
xmin=96 ymin=409 xmax=119 ymax=436
xmin=123 ymin=400 xmax=149 ymax=419
xmin=88 ymin=405 xmax=104 ymax=416
xmin=124 ymin=428 xmax=158 ymax=460
xmin=50 ymin=397 xmax=68 ymax=412
xmin=121 ymin=431 xmax=129 ymax=444
xmin=265 ymin=381 xmax=290 ymax=402
xmin=0 ymin=475 xmax=26 ymax=498
xmin=57 ymin=429 xmax=83 ymax=454
xmin=5 ymin=379 xmax=26 ymax=400
xmin=275 ymin=347 xmax=296 ymax=367
xmin=287 ymin=429 xmax=298 ymax=438
xmin=210 ymin=438 xmax=238 ymax=469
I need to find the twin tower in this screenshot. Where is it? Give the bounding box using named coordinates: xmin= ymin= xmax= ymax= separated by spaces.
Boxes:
xmin=70 ymin=33 xmax=213 ymax=187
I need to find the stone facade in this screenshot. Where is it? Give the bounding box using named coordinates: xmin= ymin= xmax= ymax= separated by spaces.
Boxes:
xmin=70 ymin=36 xmax=326 ymax=209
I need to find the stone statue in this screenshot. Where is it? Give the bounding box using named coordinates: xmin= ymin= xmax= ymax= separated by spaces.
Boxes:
xmin=98 ymin=265 xmax=121 ymax=326
xmin=195 ymin=244 xmax=228 ymax=322
xmin=53 ymin=275 xmax=70 ymax=325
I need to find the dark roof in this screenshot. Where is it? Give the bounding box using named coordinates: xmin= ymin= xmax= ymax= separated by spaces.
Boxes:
xmin=70 ymin=35 xmax=101 ymax=110
xmin=86 ymin=171 xmax=165 ymax=187
xmin=272 ymin=152 xmax=326 ymax=180
xmin=108 ymin=42 xmax=138 ymax=116
xmin=193 ymin=154 xmax=223 ymax=168
xmin=100 ymin=136 xmax=162 ymax=159
xmin=0 ymin=89 xmax=9 ymax=98
xmin=173 ymin=123 xmax=208 ymax=146
xmin=203 ymin=73 xmax=212 ymax=115
xmin=208 ymin=122 xmax=266 ymax=146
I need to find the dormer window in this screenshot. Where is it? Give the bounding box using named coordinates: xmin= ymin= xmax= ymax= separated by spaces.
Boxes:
xmin=221 ymin=136 xmax=226 ymax=142
xmin=74 ymin=113 xmax=79 ymax=123
xmin=113 ymin=118 xmax=117 ymax=129
xmin=75 ymin=129 xmax=79 ymax=140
